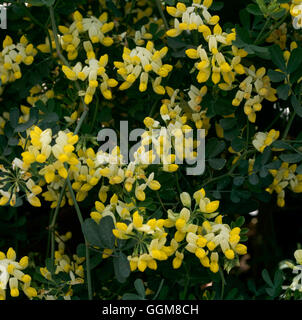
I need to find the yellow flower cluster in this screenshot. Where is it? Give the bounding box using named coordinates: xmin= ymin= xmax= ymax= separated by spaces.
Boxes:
xmin=110 ymin=188 xmax=247 ymax=274
xmin=114 ymin=41 xmax=172 ymax=94
xmin=266 ymin=162 xmax=302 ymax=207
xmin=0 ymin=160 xmax=41 ymax=207
xmin=39 ymin=232 xmax=85 ymax=300
xmin=280 ymin=249 xmax=302 ymax=293
xmin=186 ymin=43 xmax=243 ymax=86
xmin=290 ymin=0 xmax=302 ymax=29
xmin=0 ymin=247 xmax=37 ymax=300
xmin=16 ymin=127 xmax=77 ymax=207
xmin=62 ymin=46 xmax=117 ymax=104
xmin=166 ymin=0 xmax=220 ymax=37
xmin=169 ymin=189 xmax=247 ymax=272
xmin=166 ymin=2 xmax=278 ymax=123
xmin=26 ymin=84 xmax=55 ymax=106
xmin=1 ymin=121 xmax=168 ymax=208
xmin=232 ymin=66 xmax=277 ymax=123
xmin=0 ymin=35 xmax=36 ymax=87
xmin=252 ymin=129 xmax=280 ymax=153
xmin=140 ymin=87 xmax=210 ymax=172
xmin=133 ymin=25 xmax=153 ymax=46
xmin=57 ymin=10 xmax=114 ymax=61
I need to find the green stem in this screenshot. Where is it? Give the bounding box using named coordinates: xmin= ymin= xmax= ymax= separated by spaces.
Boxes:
xmin=49 ymin=180 xmax=67 ymax=264
xmin=66 ymin=177 xmax=93 ymax=300
xmin=246 ymin=119 xmax=250 ymax=149
xmin=0 ymin=156 xmax=11 ymax=165
xmin=182 ymin=262 xmax=190 ymax=299
xmin=49 ymin=5 xmax=89 ymax=118
xmin=219 ymin=268 xmax=226 ymax=300
xmin=90 ymin=95 xmax=100 ymax=133
xmin=47 ymin=5 xmax=90 ymax=269
xmin=282 ymin=111 xmax=296 ymax=140
xmin=49 ymin=6 xmax=69 ymax=66
xmin=155 ymin=0 xmax=169 ymax=31
xmin=254 ymin=18 xmax=271 ymax=45
xmin=46 ymin=208 xmax=55 ymax=257
xmin=156 ymin=191 xmax=167 ymax=212
xmin=175 ymin=172 xmax=181 ymax=194
xmin=203 ymin=150 xmax=256 ymax=186
xmin=152 ymin=279 xmax=165 ymax=300
xmin=149 ymin=96 xmax=161 ymax=118
xmin=254 ymin=13 xmax=288 ymax=45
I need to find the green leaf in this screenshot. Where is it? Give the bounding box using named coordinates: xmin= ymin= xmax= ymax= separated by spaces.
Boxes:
xmin=167 ymin=37 xmax=187 ymax=49
xmin=296 ymin=164 xmax=302 ymax=174
xmin=122 ymin=293 xmax=143 ymax=300
xmin=209 ymin=158 xmax=226 ymax=170
xmin=113 ymin=252 xmax=131 ymax=283
xmin=9 ymin=107 xmax=20 ymax=128
xmin=82 ymin=219 xmax=104 ymax=247
xmin=265 ymin=287 xmax=275 ymax=297
xmin=134 ymin=279 xmax=146 ymax=298
xmin=287 ymin=48 xmax=302 ymax=74
xmin=214 ymin=99 xmax=236 ymax=116
xmin=41 ymin=112 xmax=59 ymax=123
xmin=82 ymin=217 xmax=115 ymax=249
xmin=266 ymin=159 xmax=282 ymax=169
xmin=76 ymin=243 xmax=86 ymax=258
xmin=88 ymin=251 xmax=102 ymax=270
xmin=231 ymin=137 xmax=245 ymax=152
xmin=206 ymin=138 xmax=226 ymax=158
xmin=271 ymin=140 xmax=292 ymax=150
xmin=269 ymin=45 xmax=286 ymax=71
xmin=259 ymin=166 xmax=269 ymax=178
xmin=277 ymin=84 xmax=290 ymax=100
xmin=291 ymin=94 xmax=302 ymax=118
xmin=14 ymin=108 xmax=38 ymax=132
xmin=279 ymin=153 xmax=302 ymax=163
xmin=262 ymin=269 xmax=274 ymax=287
xmin=267 ymin=69 xmax=286 ymax=82
xmin=246 ymin=3 xmax=262 ymax=15
xmin=219 ymin=118 xmax=237 ymax=130
xmin=274 ymin=270 xmax=284 ymax=288
xmin=233 ymin=176 xmax=245 ymax=186
xmin=248 ymin=173 xmax=259 ymax=185
xmin=97 ymin=216 xmax=115 ymax=249
xmin=7 ymin=137 xmax=19 ymax=146
xmin=271 ymin=8 xmax=287 ymax=19
xmin=235 ymin=216 xmax=245 ymax=227
xmin=261 ymin=147 xmax=272 ymax=164
xmin=210 ymin=1 xmax=224 ymax=10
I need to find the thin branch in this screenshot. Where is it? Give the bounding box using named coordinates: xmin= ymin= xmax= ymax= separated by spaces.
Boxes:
xmin=155 ymin=0 xmax=169 ymax=31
